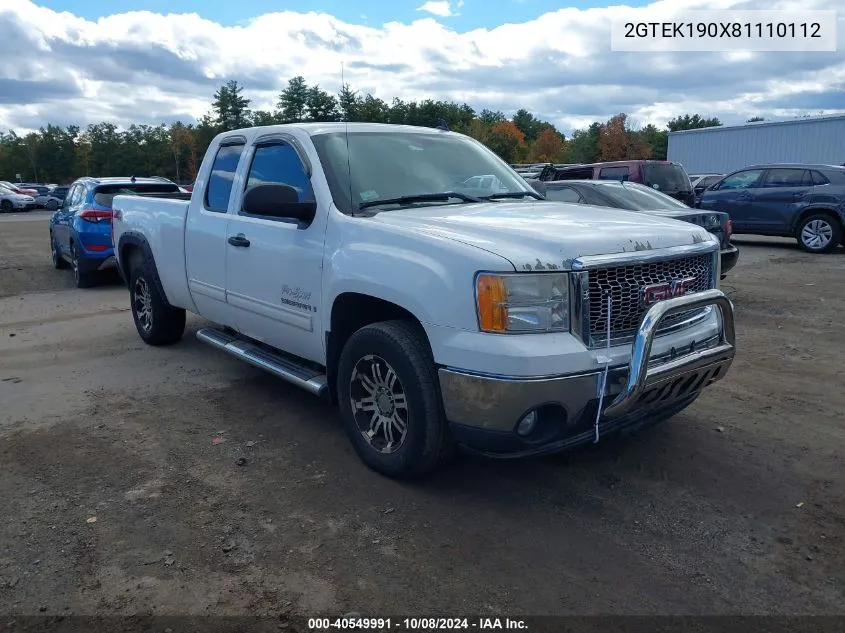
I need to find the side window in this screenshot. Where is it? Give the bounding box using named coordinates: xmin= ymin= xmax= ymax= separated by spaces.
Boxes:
xmin=761 ymin=168 xmax=810 ymax=188
xmin=242 ymin=142 xmax=314 ymax=217
xmin=598 ymin=166 xmax=630 ymax=181
xmin=555 ymin=168 xmax=593 ymax=180
xmin=716 ymin=169 xmax=763 ymax=190
xmin=64 ymin=185 xmax=80 ymax=208
xmin=545 ymin=187 xmax=583 ymax=203
xmin=205 ymin=143 xmax=245 ymax=212
xmin=811 ymin=170 xmax=830 ymax=185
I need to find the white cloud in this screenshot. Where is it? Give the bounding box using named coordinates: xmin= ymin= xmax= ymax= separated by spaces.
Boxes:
xmin=0 ymin=0 xmax=843 ymax=135
xmin=416 ymin=2 xmax=456 ymax=18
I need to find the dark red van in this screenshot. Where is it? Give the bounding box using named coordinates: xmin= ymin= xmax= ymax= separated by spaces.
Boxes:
xmin=538 ymin=160 xmax=695 ymax=206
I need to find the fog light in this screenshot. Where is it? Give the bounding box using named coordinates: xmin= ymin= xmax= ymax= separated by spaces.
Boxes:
xmin=517 ymin=410 xmax=538 ymax=436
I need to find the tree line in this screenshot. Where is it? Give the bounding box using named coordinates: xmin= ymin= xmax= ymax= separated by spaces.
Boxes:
xmin=0 ymin=78 xmax=725 ymax=185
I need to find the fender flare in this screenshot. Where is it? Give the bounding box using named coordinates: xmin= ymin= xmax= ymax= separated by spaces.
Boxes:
xmin=117 ymin=231 xmax=173 ymax=308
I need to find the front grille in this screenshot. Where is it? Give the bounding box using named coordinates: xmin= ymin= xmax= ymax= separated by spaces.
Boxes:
xmin=587 ymin=254 xmax=713 ymax=341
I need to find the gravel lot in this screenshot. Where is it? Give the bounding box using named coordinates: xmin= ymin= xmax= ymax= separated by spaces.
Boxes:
xmin=1 ymin=211 xmax=843 ymax=621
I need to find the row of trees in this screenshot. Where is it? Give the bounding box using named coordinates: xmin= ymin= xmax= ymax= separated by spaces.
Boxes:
xmin=0 ymin=78 xmax=728 ymax=184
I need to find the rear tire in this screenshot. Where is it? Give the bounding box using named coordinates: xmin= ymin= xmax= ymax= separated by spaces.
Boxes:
xmin=129 ymin=258 xmax=186 ymax=346
xmin=796 ymin=214 xmax=841 ymax=253
xmin=336 ymin=320 xmax=454 ymax=478
xmin=0 ymin=200 xmax=12 ymax=213
xmin=50 ymin=234 xmax=68 ymax=269
xmin=70 ymin=243 xmax=95 ymax=288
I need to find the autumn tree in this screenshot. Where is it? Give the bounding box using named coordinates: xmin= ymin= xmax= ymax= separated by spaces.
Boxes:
xmin=486 ymin=121 xmax=526 ymax=163
xmin=598 ymin=114 xmax=651 ymax=161
xmin=527 ymin=128 xmax=565 ymax=162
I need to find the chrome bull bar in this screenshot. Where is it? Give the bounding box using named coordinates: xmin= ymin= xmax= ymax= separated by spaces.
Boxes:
xmin=601 ymin=288 xmax=736 ymax=419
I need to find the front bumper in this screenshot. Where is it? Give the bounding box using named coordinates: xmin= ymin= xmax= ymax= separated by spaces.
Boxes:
xmin=720 ymin=244 xmax=739 ymax=276
xmin=439 ymin=289 xmax=736 ymax=457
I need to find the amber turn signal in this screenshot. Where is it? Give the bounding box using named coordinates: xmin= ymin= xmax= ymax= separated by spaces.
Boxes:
xmin=476 ymin=274 xmax=508 ymax=332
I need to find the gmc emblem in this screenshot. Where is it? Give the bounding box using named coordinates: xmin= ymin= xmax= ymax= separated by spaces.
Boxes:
xmin=642 ymin=277 xmax=696 ymax=307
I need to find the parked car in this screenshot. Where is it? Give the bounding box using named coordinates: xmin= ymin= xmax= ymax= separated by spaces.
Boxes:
xmin=21 ymin=184 xmax=52 ymax=198
xmin=0 ymin=183 xmax=37 ymax=212
xmin=699 ymin=164 xmax=845 ymax=253
xmin=36 ymin=185 xmax=69 ymax=210
xmin=49 ymin=176 xmax=184 ymax=287
xmin=531 ymin=179 xmax=739 ymax=277
xmin=111 ymin=122 xmax=736 ymax=479
xmin=538 ymin=160 xmax=696 ymax=206
xmin=0 ymin=181 xmax=38 ymax=197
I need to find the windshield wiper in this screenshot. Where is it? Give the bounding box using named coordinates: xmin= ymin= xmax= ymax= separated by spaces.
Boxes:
xmin=480 ymin=191 xmax=544 ymax=201
xmin=358 ymin=191 xmax=483 ymax=211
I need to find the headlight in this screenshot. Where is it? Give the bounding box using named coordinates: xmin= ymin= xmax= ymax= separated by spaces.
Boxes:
xmin=476 ymin=273 xmax=570 ymax=333
xmin=704 ymin=214 xmax=721 ymax=228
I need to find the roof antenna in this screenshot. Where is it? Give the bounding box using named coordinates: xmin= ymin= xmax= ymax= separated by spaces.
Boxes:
xmin=342 ymin=61 xmax=354 ymax=217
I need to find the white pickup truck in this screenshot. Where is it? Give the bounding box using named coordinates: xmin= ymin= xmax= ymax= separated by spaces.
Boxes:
xmin=111 ymin=123 xmax=736 ymax=478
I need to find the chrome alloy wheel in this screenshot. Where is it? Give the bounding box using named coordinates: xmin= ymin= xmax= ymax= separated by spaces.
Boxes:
xmin=801 ymin=219 xmax=833 ymax=251
xmin=133 ymin=277 xmax=154 ymax=333
xmin=349 ymin=354 xmax=409 ymax=454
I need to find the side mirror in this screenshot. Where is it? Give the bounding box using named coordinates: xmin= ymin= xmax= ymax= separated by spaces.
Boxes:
xmin=242 ymin=184 xmax=317 ymax=226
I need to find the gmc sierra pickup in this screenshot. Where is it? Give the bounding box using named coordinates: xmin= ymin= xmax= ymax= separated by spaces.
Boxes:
xmin=111 ymin=123 xmax=736 ymax=478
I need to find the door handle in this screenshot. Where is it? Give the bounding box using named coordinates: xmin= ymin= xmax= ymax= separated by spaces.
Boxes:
xmin=228 ymin=234 xmax=250 ymax=248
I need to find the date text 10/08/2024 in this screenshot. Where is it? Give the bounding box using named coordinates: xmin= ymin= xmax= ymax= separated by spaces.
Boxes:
xmin=308 ymin=618 xmax=528 ymax=630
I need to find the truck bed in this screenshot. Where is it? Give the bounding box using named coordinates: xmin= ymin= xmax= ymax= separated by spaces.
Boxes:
xmin=112 ymin=192 xmax=195 ymax=313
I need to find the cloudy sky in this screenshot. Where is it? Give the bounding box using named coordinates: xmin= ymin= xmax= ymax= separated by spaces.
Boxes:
xmin=1 ymin=0 xmax=843 ymax=135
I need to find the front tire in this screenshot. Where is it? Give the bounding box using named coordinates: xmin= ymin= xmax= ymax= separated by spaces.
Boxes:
xmin=336 ymin=320 xmax=454 ymax=478
xmin=129 ymin=259 xmax=186 ymax=346
xmin=0 ymin=200 xmax=12 ymax=213
xmin=797 ymin=214 xmax=841 ymax=253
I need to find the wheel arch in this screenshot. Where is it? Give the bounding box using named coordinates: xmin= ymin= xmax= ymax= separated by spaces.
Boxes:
xmin=117 ymin=232 xmax=174 ymax=308
xmin=794 ymin=207 xmax=844 ymax=233
xmin=324 ymin=292 xmax=431 ymax=405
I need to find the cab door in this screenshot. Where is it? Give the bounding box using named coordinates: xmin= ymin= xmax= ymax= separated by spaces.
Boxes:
xmin=223 ymin=136 xmax=328 ymax=364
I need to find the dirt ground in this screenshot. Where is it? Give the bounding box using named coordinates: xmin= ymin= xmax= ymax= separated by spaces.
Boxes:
xmin=0 ymin=210 xmax=843 ymax=622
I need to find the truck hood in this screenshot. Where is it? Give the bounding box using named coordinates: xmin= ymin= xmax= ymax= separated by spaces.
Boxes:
xmin=369 ymin=201 xmax=716 ymax=270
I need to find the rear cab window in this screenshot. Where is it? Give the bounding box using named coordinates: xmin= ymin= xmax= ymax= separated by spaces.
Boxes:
xmin=641 ymin=163 xmax=692 ymax=193
xmin=206 ymin=143 xmax=246 ymax=212
xmin=93 ymin=183 xmax=181 ymax=208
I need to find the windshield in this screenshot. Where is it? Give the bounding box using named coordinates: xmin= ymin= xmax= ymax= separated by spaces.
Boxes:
xmin=311 ymin=130 xmax=532 ymax=214
xmin=641 ymin=163 xmax=692 ymax=192
xmin=93 ymin=183 xmax=180 ymax=208
xmin=595 ymin=181 xmax=690 ymax=210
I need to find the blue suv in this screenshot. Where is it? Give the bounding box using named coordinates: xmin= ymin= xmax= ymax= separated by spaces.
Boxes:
xmin=49 ymin=177 xmax=181 ymax=287
xmin=699 ymin=164 xmax=845 ymax=253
